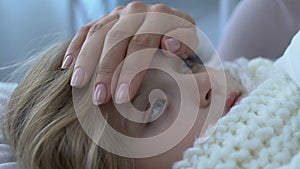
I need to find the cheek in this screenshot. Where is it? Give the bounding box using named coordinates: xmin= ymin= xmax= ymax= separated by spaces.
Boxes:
xmin=137 ymin=85 xmax=180 ymax=137
xmin=226 ymin=76 xmax=246 ymax=94
xmin=134 ymin=107 xmax=209 ymax=169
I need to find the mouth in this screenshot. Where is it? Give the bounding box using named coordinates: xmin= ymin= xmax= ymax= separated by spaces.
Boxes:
xmin=223 ymin=92 xmax=242 ymax=115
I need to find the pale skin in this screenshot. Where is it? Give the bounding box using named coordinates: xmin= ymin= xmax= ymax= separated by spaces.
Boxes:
xmin=100 ymin=52 xmax=245 ymax=168
xmin=61 ymin=2 xmax=198 ymax=105
xmin=62 ymin=0 xmax=300 ymax=105
xmin=60 ymin=0 xmax=297 ymax=167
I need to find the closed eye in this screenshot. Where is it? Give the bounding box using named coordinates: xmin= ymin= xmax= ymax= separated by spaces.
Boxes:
xmin=182 ymin=54 xmax=205 ymax=73
xmin=186 ymin=54 xmax=203 ymax=66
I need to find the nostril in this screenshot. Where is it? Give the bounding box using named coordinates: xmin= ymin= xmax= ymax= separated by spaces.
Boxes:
xmin=200 ymin=88 xmax=212 ymax=108
xmin=205 ymin=89 xmax=212 ymax=101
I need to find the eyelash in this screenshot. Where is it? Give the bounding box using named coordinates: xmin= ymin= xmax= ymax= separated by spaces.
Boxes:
xmin=184 ymin=57 xmax=195 ymax=69
xmin=183 ymin=54 xmax=204 ymax=73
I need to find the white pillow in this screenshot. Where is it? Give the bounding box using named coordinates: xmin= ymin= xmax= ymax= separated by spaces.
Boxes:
xmin=0 ymin=82 xmax=18 ymax=169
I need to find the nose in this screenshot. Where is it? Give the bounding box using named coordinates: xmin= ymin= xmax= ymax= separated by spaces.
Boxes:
xmin=195 ymin=73 xmax=212 ymax=108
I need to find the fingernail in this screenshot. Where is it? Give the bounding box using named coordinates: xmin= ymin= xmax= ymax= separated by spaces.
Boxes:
xmin=61 ymin=55 xmax=73 ymax=69
xmin=93 ymin=84 xmax=107 ymax=105
xmin=165 ymin=38 xmax=180 ymax=53
xmin=115 ymin=83 xmax=129 ymax=104
xmin=71 ymin=68 xmax=85 ymax=87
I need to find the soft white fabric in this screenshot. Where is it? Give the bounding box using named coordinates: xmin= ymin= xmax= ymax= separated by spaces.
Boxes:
xmin=274 ymin=30 xmax=300 ymax=88
xmin=174 ymin=58 xmax=300 ymax=169
xmin=221 ymin=57 xmax=258 ymax=93
xmin=0 ymin=82 xmax=18 ymax=169
xmin=173 ymin=31 xmax=300 ymax=169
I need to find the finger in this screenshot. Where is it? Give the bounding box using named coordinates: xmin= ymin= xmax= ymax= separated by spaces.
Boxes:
xmin=61 ymin=21 xmax=95 ymax=69
xmin=157 ymin=8 xmax=197 ymax=58
xmin=93 ymin=2 xmax=148 ymax=105
xmin=62 ymin=13 xmax=115 ymax=69
xmin=114 ymin=4 xmax=175 ymax=104
xmin=111 ymin=5 xmax=125 ymax=13
xmin=161 ymin=26 xmax=199 ymax=57
xmin=85 ymin=14 xmax=119 ymax=39
xmin=171 ymin=8 xmax=196 ymax=25
xmin=70 ymin=13 xmax=119 ymax=88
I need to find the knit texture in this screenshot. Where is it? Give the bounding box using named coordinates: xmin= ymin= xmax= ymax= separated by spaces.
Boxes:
xmin=173 ymin=58 xmax=300 ymax=169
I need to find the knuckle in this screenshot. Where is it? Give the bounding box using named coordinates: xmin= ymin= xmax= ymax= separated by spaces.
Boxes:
xmin=96 ymin=66 xmax=115 ymax=76
xmin=107 ymin=29 xmax=127 ymax=42
xmin=79 ymin=25 xmax=91 ymax=33
xmin=129 ymin=34 xmax=153 ymax=47
xmin=151 ymin=4 xmax=171 ymax=12
xmin=89 ymin=22 xmax=104 ymax=36
xmin=113 ymin=5 xmax=125 ymax=12
xmin=186 ymin=14 xmax=195 ymax=24
xmin=127 ymin=1 xmax=146 ymax=9
xmin=100 ymin=14 xmax=109 ymax=19
xmin=173 ymin=8 xmax=195 ymax=25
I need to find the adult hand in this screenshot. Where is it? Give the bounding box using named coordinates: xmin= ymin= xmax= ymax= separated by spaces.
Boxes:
xmin=61 ymin=1 xmax=199 ymax=105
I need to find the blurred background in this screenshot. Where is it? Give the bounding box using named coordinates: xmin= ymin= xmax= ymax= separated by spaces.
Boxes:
xmin=0 ymin=0 xmax=240 ymax=81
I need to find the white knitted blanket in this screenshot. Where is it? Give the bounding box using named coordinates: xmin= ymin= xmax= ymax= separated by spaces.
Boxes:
xmin=173 ymin=30 xmax=300 ymax=169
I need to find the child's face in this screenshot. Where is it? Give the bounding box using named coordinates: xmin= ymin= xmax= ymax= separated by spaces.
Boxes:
xmin=100 ymin=53 xmax=246 ymax=168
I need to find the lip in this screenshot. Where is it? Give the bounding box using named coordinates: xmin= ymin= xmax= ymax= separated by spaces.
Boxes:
xmin=233 ymin=94 xmax=243 ymax=106
xmin=223 ymin=92 xmax=241 ymax=115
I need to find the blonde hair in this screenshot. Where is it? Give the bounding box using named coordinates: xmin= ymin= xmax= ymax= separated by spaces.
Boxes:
xmin=4 ymin=42 xmax=134 ymax=169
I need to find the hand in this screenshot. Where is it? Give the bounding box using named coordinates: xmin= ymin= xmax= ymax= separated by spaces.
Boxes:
xmin=61 ymin=1 xmax=199 ymax=105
